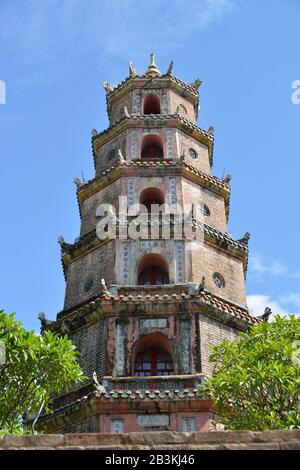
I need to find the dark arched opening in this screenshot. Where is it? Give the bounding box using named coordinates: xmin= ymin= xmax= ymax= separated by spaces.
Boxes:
xmin=143 ymin=94 xmax=161 ymax=114
xmin=137 ymin=254 xmax=169 ymax=286
xmin=141 ymin=134 xmax=163 ymax=160
xmin=140 ymin=187 xmax=165 ymax=213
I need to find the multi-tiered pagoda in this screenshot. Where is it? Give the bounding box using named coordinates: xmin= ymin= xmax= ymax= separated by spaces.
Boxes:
xmin=39 ymin=55 xmax=258 ymax=433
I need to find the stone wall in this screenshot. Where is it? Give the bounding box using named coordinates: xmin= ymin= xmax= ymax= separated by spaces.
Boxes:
xmin=0 ymin=430 xmax=299 ymax=450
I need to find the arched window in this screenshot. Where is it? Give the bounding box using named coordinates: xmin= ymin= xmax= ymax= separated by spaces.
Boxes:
xmin=140 ymin=187 xmax=165 ymax=213
xmin=133 ymin=334 xmax=175 ymax=377
xmin=141 ymin=134 xmax=164 ymax=160
xmin=134 ymin=346 xmax=174 ymax=376
xmin=138 ymin=266 xmax=169 ymax=286
xmin=143 ymin=94 xmax=161 ymax=114
xmin=137 ymin=254 xmax=169 ymax=286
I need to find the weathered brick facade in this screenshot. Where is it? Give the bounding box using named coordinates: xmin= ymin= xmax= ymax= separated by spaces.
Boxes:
xmin=39 ymin=55 xmax=257 ymax=434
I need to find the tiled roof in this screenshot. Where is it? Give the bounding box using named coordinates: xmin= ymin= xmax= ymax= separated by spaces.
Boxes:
xmin=92 ymin=113 xmax=212 ymax=144
xmin=199 ymin=291 xmax=257 ymax=322
xmin=78 ymin=159 xmax=228 ymax=196
xmin=201 ymin=223 xmax=248 ymax=252
xmin=38 ymin=388 xmax=204 ymax=421
xmin=53 ymin=288 xmax=259 ymax=326
xmin=169 ymin=75 xmax=199 ymax=95
xmin=105 ymin=74 xmax=199 ymax=101
xmin=182 ymin=162 xmax=229 ymax=191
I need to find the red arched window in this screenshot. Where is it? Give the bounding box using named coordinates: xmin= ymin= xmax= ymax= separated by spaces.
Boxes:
xmin=138 ymin=266 xmax=169 ymax=285
xmin=137 ymin=254 xmax=169 ymax=286
xmin=140 ymin=187 xmax=165 ymax=213
xmin=141 ymin=144 xmax=163 ymax=159
xmin=134 ymin=346 xmax=174 ymax=376
xmin=143 ymin=94 xmax=161 ymax=114
xmin=141 ymin=134 xmax=163 ymax=160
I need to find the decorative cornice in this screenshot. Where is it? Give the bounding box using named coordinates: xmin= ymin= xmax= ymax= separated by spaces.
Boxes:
xmin=48 ymin=285 xmax=258 ymax=336
xmin=96 ymin=388 xmax=202 ymax=400
xmin=104 ymin=74 xmax=199 ymax=105
xmin=76 ymin=159 xmax=228 ymax=216
xmin=203 ymin=223 xmax=248 ymax=252
xmin=91 ymin=113 xmax=214 ymax=166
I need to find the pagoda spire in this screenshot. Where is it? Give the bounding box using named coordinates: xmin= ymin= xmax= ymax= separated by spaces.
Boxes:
xmin=145 ymin=53 xmax=161 ymax=77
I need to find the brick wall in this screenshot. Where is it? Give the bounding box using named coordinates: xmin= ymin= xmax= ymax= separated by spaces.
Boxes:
xmin=95 ymin=131 xmax=127 ymax=176
xmin=198 ymin=314 xmax=240 ymax=375
xmin=169 ymin=90 xmax=196 ymax=122
xmin=108 ymin=92 xmax=133 ymax=124
xmin=64 ymin=241 xmax=116 ymax=310
xmin=191 ymin=243 xmax=246 ymax=306
xmin=70 ymin=319 xmax=108 ymax=379
xmin=182 ymin=178 xmax=227 ymax=232
xmin=178 ymin=131 xmax=211 ymax=174
xmin=80 ymin=179 xmax=122 ymax=236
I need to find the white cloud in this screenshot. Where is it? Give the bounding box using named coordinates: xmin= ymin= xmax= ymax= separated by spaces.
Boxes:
xmin=247 ymin=294 xmax=291 ymax=317
xmin=247 ymin=294 xmax=300 ymax=316
xmin=249 ymin=254 xmax=288 ymax=276
xmin=0 ymin=0 xmax=237 ymax=66
xmin=280 ymin=293 xmax=300 ymax=309
xmin=249 ymin=253 xmax=300 ymax=282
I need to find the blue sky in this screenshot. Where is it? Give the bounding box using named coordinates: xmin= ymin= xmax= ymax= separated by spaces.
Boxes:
xmin=0 ymin=0 xmax=299 ymax=332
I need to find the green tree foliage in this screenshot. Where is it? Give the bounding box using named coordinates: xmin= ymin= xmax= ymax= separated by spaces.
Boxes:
xmin=201 ymin=315 xmax=300 ymax=430
xmin=0 ymin=311 xmax=84 ymax=434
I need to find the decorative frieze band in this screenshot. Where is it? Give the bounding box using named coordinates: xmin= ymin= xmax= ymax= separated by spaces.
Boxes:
xmin=168 ymin=176 xmax=177 ymax=210
xmin=175 ymin=240 xmax=185 ymax=284
xmin=127 ymin=177 xmax=136 ymax=209
xmin=121 ymin=242 xmax=131 ymax=284
xmin=133 ymin=94 xmax=141 ymax=114
xmin=180 ymin=319 xmax=192 ymax=374
xmin=130 ymin=129 xmax=137 ymax=159
xmin=114 ymin=321 xmax=127 ymax=377
xmin=166 ymin=129 xmax=173 ymax=157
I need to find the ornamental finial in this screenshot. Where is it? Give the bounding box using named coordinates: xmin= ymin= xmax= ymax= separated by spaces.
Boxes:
xmin=145 ymin=53 xmax=161 ymax=77
xmin=129 ymin=61 xmax=138 ymax=78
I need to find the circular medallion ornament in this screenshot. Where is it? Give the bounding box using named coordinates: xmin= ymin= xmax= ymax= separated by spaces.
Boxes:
xmin=189 ymin=148 xmax=198 ymax=159
xmin=200 ymin=204 xmax=210 ymax=217
xmin=84 ymin=277 xmax=94 ymax=292
xmin=213 ymin=272 xmax=225 ymax=288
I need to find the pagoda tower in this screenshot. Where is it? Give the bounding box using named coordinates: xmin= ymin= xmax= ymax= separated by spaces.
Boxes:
xmin=39 ymin=55 xmax=258 ymax=433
